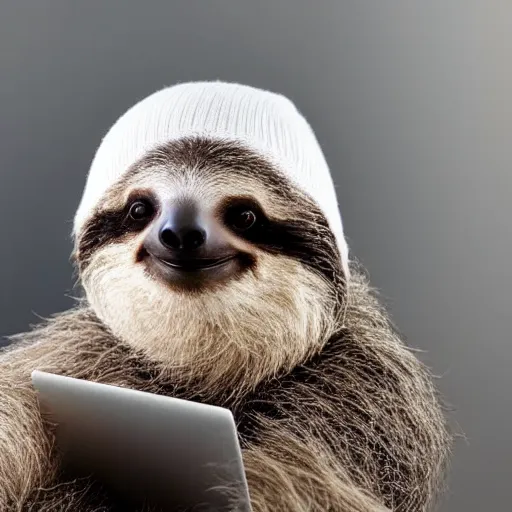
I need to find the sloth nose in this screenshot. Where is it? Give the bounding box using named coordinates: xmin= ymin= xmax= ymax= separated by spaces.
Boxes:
xmin=158 ymin=202 xmax=206 ymax=252
xmin=159 ymin=226 xmax=206 ymax=251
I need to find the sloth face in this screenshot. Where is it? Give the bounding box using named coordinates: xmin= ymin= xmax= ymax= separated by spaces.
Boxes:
xmin=75 ymin=138 xmax=346 ymax=384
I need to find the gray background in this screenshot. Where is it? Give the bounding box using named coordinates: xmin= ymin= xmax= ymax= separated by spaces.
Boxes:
xmin=0 ymin=1 xmax=510 ymax=511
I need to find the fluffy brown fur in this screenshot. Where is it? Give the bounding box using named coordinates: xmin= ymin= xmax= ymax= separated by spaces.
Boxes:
xmin=0 ymin=265 xmax=451 ymax=511
xmin=0 ymin=138 xmax=452 ymax=510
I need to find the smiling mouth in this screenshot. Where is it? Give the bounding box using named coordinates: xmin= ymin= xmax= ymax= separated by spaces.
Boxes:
xmin=141 ymin=249 xmax=254 ymax=289
xmin=151 ymin=254 xmax=238 ymax=272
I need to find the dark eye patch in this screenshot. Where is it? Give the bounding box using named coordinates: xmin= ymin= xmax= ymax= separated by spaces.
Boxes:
xmin=258 ymin=216 xmax=341 ymax=286
xmin=220 ymin=196 xmax=342 ymax=287
xmin=76 ymin=190 xmax=158 ymax=270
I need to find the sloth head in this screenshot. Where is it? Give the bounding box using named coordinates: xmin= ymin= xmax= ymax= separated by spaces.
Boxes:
xmin=72 ymin=82 xmax=350 ymax=388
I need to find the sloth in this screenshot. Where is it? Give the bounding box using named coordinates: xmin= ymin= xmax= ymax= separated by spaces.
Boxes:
xmin=0 ymin=82 xmax=452 ymax=512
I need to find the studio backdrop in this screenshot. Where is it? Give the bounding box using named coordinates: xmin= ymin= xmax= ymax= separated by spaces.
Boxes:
xmin=1 ymin=2 xmax=511 ymax=511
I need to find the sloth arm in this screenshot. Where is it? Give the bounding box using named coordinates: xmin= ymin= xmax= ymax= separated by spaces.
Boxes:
xmin=0 ymin=340 xmax=72 ymax=508
xmin=239 ymin=426 xmax=390 ymax=512
xmin=0 ymin=312 xmax=149 ymax=510
xmin=232 ymin=331 xmax=447 ymax=512
xmin=234 ymin=349 xmax=392 ymax=512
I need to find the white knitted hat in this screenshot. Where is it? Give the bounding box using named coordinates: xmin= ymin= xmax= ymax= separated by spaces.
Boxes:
xmin=74 ymin=81 xmax=349 ymax=277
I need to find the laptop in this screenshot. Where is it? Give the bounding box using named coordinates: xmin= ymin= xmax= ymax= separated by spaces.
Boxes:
xmin=31 ymin=370 xmax=252 ymax=511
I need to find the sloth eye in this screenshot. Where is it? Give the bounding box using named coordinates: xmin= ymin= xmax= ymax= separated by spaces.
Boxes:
xmin=227 ymin=207 xmax=258 ymax=232
xmin=128 ymin=200 xmax=153 ymax=221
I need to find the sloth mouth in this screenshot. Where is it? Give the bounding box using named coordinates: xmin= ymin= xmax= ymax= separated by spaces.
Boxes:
xmin=140 ymin=247 xmax=254 ymax=290
xmin=153 ymin=254 xmax=238 ymax=272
